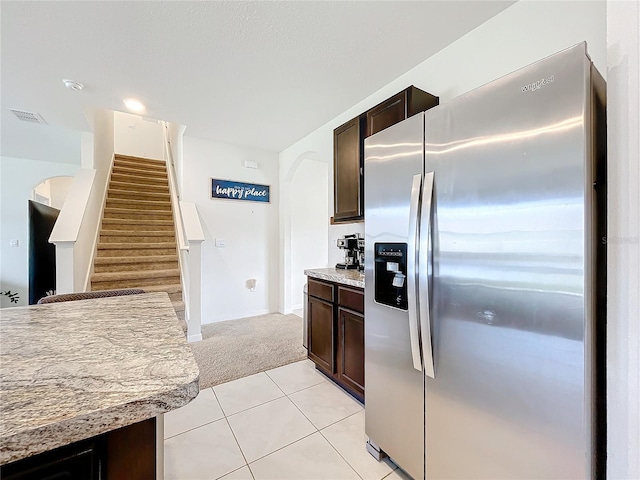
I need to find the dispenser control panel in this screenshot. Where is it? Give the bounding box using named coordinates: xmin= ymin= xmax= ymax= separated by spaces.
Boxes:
xmin=374 ymin=243 xmax=408 ymax=310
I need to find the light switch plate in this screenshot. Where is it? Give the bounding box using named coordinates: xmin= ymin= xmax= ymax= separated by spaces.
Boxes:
xmin=9 ymin=239 xmax=19 ymax=247
xmin=215 ymin=238 xmax=226 ymax=247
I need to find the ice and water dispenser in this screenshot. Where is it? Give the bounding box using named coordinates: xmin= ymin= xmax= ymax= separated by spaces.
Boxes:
xmin=374 ymin=243 xmax=408 ymax=310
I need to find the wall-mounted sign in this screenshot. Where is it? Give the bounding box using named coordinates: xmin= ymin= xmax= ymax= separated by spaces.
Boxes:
xmin=211 ymin=178 xmax=270 ymax=203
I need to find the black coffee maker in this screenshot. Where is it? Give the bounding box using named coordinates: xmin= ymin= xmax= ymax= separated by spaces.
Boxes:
xmin=336 ymin=234 xmax=362 ymax=270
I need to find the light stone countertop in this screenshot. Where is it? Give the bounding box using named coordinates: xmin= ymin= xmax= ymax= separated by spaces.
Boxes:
xmin=0 ymin=292 xmax=199 ymax=465
xmin=305 ymin=267 xmax=365 ymax=289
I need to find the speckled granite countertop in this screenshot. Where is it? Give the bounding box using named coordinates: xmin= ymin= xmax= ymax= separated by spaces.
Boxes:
xmin=305 ymin=268 xmax=365 ymax=289
xmin=0 ymin=292 xmax=199 ymax=465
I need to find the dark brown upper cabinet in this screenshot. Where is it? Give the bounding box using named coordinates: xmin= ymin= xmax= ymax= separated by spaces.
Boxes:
xmin=366 ymin=86 xmax=439 ymax=138
xmin=333 ymin=115 xmax=365 ymax=222
xmin=332 ymin=86 xmax=438 ymax=223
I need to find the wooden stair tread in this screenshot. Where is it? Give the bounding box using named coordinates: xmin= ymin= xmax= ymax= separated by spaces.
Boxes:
xmin=137 ymin=284 xmax=182 ymax=294
xmin=110 ymin=173 xmax=168 ymax=185
xmin=172 ymin=300 xmax=185 ymax=311
xmin=115 ymin=154 xmax=164 ymax=164
xmin=109 ymin=180 xmax=169 ymax=191
xmin=115 ymin=159 xmax=166 ymax=169
xmin=91 ymin=268 xmax=180 ymax=281
xmin=98 ymin=242 xmax=176 ymax=249
xmin=108 ymin=188 xmax=170 ymax=198
xmin=106 ymin=196 xmax=170 ymax=202
xmin=112 ymin=166 xmax=166 ymax=177
xmin=100 ymin=230 xmax=175 ymax=237
xmin=102 ymin=218 xmax=173 ymax=225
xmin=103 ymin=209 xmax=173 ymax=219
xmin=94 ymin=255 xmax=178 ymax=264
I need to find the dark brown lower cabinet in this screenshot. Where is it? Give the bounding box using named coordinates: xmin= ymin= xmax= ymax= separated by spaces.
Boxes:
xmin=308 ymin=295 xmax=335 ymax=373
xmin=0 ymin=418 xmax=156 ymax=480
xmin=307 ymin=277 xmax=364 ymax=401
xmin=337 ymin=307 xmax=365 ymax=398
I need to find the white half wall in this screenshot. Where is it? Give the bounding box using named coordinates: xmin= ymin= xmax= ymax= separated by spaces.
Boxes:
xmin=279 ymin=0 xmax=606 ymax=313
xmin=72 ymin=108 xmax=114 ymax=292
xmin=0 ymin=156 xmax=80 ymax=307
xmin=182 ymin=135 xmax=279 ymax=323
xmin=606 ymin=0 xmax=640 ymax=477
xmin=114 ymin=111 xmax=164 ymax=160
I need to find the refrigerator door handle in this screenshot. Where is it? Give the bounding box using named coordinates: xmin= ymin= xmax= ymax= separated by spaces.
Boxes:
xmin=419 ymin=171 xmax=436 ymax=378
xmin=407 ymin=173 xmax=423 ymax=372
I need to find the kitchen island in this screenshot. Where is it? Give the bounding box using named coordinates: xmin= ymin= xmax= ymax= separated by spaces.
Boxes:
xmin=0 ymin=292 xmax=199 ymax=478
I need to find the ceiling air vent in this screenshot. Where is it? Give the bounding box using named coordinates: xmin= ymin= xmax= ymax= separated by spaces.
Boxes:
xmin=9 ymin=109 xmax=47 ymax=124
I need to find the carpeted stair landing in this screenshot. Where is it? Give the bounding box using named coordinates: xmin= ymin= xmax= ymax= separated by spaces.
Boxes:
xmin=91 ymin=155 xmax=186 ymax=332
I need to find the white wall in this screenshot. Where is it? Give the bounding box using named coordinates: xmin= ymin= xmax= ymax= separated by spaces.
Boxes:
xmin=182 ymin=135 xmax=279 ymax=323
xmin=167 ymin=122 xmax=186 ymax=195
xmin=0 ymin=156 xmax=80 ymax=307
xmin=290 ymin=158 xmax=329 ymax=309
xmin=606 ymin=0 xmax=640 ymax=477
xmin=279 ymin=0 xmax=606 ymax=312
xmin=73 ymin=108 xmax=114 ymax=291
xmin=114 ymin=111 xmax=164 ymax=160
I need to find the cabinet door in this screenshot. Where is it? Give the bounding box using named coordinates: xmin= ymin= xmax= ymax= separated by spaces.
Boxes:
xmin=308 ymin=296 xmax=335 ymax=373
xmin=333 ymin=117 xmax=362 ymax=220
xmin=337 ymin=307 xmax=365 ymax=398
xmin=366 ymin=91 xmax=407 ymax=137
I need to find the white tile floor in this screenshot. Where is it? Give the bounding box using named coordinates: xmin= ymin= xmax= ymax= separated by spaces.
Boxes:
xmin=164 ymin=359 xmax=408 ymax=480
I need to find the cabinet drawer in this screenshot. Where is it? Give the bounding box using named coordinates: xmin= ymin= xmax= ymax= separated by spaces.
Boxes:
xmin=338 ymin=286 xmax=364 ymax=314
xmin=308 ymin=279 xmax=334 ymax=303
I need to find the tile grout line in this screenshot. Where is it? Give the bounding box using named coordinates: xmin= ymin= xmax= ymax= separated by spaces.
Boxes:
xmin=164 ymin=416 xmax=224 ymax=440
xmin=263 ymin=369 xmax=288 ymax=397
xmin=214 ymin=464 xmax=253 ymax=480
xmin=218 ymin=393 xmax=320 ymax=472
xmin=224 ymin=394 xmax=293 ymax=422
xmin=317 ymin=410 xmax=399 ymax=480
xmin=214 ymin=373 xmax=286 ymax=418
xmin=163 ymin=387 xmax=223 ymax=440
xmin=246 ymin=430 xmax=318 ymax=466
xmin=286 ymin=385 xmax=364 ymax=431
xmin=260 ymin=384 xmax=365 ymax=479
xmin=264 ymin=367 xmax=329 ymax=396
xmin=317 ymin=427 xmax=365 ymax=480
xmin=211 ymin=388 xmax=254 ymax=478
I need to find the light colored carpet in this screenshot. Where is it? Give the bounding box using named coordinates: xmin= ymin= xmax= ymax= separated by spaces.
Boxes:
xmin=190 ymin=312 xmax=307 ymax=390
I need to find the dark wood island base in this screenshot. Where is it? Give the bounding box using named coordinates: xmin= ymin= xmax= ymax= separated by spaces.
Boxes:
xmin=1 ymin=417 xmax=157 ymax=480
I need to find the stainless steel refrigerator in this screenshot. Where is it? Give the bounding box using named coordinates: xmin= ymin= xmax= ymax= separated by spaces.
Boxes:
xmin=364 ymin=43 xmax=606 ymax=479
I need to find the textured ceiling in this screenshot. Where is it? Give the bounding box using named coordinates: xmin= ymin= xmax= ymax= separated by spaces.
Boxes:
xmin=1 ymin=1 xmax=515 ymax=156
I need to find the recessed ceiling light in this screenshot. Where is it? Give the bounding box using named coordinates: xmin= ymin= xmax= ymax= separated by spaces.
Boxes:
xmin=62 ymin=79 xmax=84 ymax=91
xmin=124 ymin=98 xmax=145 ymax=113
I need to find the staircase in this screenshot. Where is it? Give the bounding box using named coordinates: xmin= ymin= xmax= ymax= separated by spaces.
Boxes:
xmin=91 ymin=155 xmax=186 ymax=333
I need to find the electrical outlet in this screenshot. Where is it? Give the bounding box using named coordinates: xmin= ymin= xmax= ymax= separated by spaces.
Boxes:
xmin=9 ymin=239 xmax=19 ymax=247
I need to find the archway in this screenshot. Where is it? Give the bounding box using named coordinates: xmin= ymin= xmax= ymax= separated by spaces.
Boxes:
xmin=32 ymin=176 xmax=74 ymax=208
xmin=281 ymin=151 xmax=329 ymax=313
xmin=28 ymin=176 xmax=73 ymax=303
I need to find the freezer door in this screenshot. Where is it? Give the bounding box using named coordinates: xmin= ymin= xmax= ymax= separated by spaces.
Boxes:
xmin=423 ymin=43 xmax=595 ymax=479
xmin=364 ymin=113 xmax=425 ymax=480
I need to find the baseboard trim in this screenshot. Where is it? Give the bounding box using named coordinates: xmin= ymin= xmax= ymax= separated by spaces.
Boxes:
xmin=187 ymin=333 xmax=203 ymax=343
